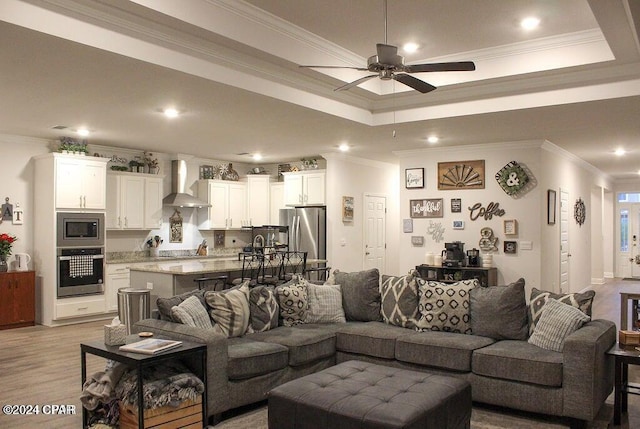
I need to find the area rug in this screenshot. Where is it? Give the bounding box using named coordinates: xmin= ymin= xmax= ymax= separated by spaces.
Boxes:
xmin=212 ymin=401 xmax=612 ymax=429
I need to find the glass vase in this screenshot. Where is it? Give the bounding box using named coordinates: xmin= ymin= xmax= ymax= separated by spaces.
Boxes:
xmin=0 ymin=255 xmax=8 ymax=272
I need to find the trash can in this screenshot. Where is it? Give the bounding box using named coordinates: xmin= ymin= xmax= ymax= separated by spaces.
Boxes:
xmin=117 ymin=287 xmax=151 ymax=335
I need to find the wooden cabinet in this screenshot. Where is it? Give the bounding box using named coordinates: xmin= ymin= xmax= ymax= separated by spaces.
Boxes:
xmin=246 ymin=175 xmax=270 ymax=226
xmin=415 ymin=264 xmax=498 ymax=287
xmin=0 ymin=271 xmax=35 ymax=329
xmin=106 ymin=172 xmax=163 ymax=230
xmin=55 ymin=156 xmax=107 ymax=210
xmin=197 ymin=180 xmax=247 ymax=229
xmin=105 ymin=264 xmax=130 ymax=312
xmin=270 ymin=182 xmax=285 ymax=224
xmin=283 ymin=170 xmax=325 ymax=206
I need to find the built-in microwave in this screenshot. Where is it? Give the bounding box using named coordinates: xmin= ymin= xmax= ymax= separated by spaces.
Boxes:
xmin=57 ymin=212 xmax=105 ymax=248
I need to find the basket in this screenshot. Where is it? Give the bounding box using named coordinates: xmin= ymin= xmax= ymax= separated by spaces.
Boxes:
xmin=119 ymin=396 xmax=202 ymax=429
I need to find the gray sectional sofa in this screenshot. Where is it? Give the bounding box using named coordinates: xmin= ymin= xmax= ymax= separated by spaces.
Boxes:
xmin=133 ymin=268 xmax=616 ymax=428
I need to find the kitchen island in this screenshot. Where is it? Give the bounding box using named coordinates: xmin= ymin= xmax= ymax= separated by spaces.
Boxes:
xmin=129 ymin=257 xmax=327 ymax=309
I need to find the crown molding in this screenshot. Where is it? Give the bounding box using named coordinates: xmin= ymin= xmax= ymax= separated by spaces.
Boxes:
xmin=540 ymin=140 xmax=610 ymax=181
xmin=322 ymin=152 xmax=398 ymax=170
xmin=393 ymin=140 xmax=543 ymax=158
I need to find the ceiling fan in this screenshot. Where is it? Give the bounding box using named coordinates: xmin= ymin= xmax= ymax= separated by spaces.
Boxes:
xmin=300 ymin=0 xmax=475 ymax=93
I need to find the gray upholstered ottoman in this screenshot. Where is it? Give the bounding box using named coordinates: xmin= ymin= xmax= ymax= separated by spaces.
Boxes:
xmin=268 ymin=360 xmax=471 ymax=429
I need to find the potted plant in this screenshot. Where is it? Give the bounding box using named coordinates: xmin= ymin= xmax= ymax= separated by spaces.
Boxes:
xmin=0 ymin=233 xmax=17 ymax=272
xmin=129 ymin=159 xmax=139 ymax=172
xmin=144 ymin=151 xmax=159 ymax=174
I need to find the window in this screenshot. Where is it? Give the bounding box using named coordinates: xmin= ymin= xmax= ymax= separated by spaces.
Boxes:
xmin=618 ymin=192 xmax=640 ymax=203
xmin=620 ymin=209 xmax=629 ymax=252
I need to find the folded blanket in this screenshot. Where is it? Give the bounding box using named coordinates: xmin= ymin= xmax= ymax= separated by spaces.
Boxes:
xmin=80 ymin=362 xmax=127 ymax=411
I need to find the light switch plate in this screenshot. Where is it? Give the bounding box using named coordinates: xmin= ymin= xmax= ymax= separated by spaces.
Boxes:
xmin=520 ymin=241 xmax=533 ymax=250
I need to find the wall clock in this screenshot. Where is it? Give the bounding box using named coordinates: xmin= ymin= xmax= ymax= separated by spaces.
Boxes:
xmin=495 ymin=161 xmax=529 ymax=195
xmin=438 ymin=160 xmax=485 ymax=190
xmin=574 ymin=198 xmax=586 ymax=226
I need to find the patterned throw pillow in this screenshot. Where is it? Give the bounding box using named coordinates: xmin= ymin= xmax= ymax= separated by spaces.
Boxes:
xmin=248 ymin=286 xmax=279 ymax=333
xmin=528 ymin=298 xmax=591 ymax=352
xmin=170 ymin=295 xmax=212 ymax=329
xmin=416 ymin=279 xmax=479 ymax=334
xmin=528 ymin=288 xmax=595 ymax=335
xmin=306 ymin=283 xmax=346 ymax=324
xmin=380 ymin=271 xmax=420 ymax=329
xmin=204 ymin=282 xmax=251 ymax=338
xmin=275 ymin=276 xmax=309 ymax=327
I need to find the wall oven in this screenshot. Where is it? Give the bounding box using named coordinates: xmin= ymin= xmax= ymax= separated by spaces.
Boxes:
xmin=57 ymin=247 xmax=104 ymax=298
xmin=57 ymin=212 xmax=104 ymax=248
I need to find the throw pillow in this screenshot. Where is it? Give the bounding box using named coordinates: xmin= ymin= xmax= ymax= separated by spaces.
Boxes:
xmin=248 ymin=286 xmax=279 ymax=332
xmin=416 ymin=279 xmax=479 ymax=334
xmin=470 ymin=278 xmax=528 ymax=340
xmin=170 ymin=295 xmax=212 ymax=329
xmin=275 ymin=276 xmax=309 ymax=327
xmin=156 ymin=289 xmax=206 ymax=322
xmin=305 ymin=283 xmax=346 ymax=324
xmin=380 ymin=270 xmax=420 ymax=329
xmin=204 ymin=282 xmax=251 ymax=337
xmin=326 ymin=268 xmax=381 ymax=322
xmin=528 ymin=288 xmax=595 ymax=335
xmin=528 ymin=298 xmax=591 ymax=352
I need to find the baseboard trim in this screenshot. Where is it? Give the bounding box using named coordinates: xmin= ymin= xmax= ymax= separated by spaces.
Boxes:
xmin=591 ymin=277 xmax=605 ymax=285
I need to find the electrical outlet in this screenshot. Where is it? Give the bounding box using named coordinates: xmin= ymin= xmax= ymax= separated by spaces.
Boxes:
xmin=146 ymin=282 xmax=153 ymax=290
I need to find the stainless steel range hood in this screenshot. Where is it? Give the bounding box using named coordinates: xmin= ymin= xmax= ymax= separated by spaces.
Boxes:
xmin=162 ymin=160 xmax=211 ymax=208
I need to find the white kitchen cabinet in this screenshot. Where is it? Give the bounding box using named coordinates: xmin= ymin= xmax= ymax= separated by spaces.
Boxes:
xmin=106 ymin=173 xmax=163 ymax=230
xmin=197 ymin=180 xmax=247 ymax=229
xmin=105 ymin=264 xmax=130 ymax=312
xmin=55 ymin=156 xmax=107 ymax=210
xmin=246 ymin=175 xmax=270 ymax=226
xmin=283 ymin=170 xmax=325 ymax=206
xmin=270 ymin=182 xmax=285 ymax=224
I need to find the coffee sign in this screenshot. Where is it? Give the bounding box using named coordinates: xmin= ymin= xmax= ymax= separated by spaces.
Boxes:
xmin=410 ymin=199 xmax=444 ymax=218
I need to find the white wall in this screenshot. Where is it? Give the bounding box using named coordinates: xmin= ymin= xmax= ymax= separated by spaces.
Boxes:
xmin=323 ymin=153 xmax=399 ymax=274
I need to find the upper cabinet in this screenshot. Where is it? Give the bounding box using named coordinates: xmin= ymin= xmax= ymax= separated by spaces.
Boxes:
xmin=270 ymin=182 xmax=285 ymax=224
xmin=55 ymin=156 xmax=108 ymax=210
xmin=246 ymin=175 xmax=270 ymax=227
xmin=283 ymin=170 xmax=325 ymax=206
xmin=197 ymin=180 xmax=247 ymax=229
xmin=106 ymin=172 xmax=163 ymax=230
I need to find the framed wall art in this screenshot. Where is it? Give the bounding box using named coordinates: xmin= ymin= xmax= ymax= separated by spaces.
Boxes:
xmin=342 ymin=196 xmax=354 ymax=222
xmin=438 ymin=160 xmax=485 ymax=190
xmin=410 ymin=198 xmax=443 ymax=218
xmin=403 ymin=219 xmax=413 ymax=233
xmin=452 ymin=220 xmax=465 ymax=230
xmin=405 ymin=168 xmax=424 ymax=189
xmin=503 ymin=219 xmax=518 ymax=235
xmin=504 ymin=241 xmax=517 ymax=254
xmin=450 ymin=198 xmax=462 ymax=213
xmin=547 ymin=190 xmax=556 ymax=225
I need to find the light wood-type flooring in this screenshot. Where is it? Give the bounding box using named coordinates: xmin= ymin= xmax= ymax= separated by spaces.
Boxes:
xmin=0 ymin=278 xmax=639 ymax=428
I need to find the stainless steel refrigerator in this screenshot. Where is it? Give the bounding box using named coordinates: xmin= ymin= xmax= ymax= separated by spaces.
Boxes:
xmin=279 ymin=206 xmax=326 ymax=260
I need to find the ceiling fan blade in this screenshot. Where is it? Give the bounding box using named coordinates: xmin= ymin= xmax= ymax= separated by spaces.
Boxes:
xmin=405 ymin=61 xmax=476 ymax=73
xmin=334 ymin=75 xmax=378 ymax=91
xmin=376 ymin=43 xmax=401 ymax=65
xmin=299 ymin=65 xmax=369 ymax=71
xmin=393 ymin=74 xmax=437 ymax=93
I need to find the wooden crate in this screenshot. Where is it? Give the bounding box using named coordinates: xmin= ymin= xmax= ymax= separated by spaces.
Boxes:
xmin=119 ymin=395 xmax=202 ymax=429
xmin=619 ymin=330 xmax=640 ymax=345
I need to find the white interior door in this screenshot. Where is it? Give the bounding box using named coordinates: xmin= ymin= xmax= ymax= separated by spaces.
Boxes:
xmin=632 ymin=206 xmax=640 ymax=278
xmin=559 ymin=189 xmax=570 ymax=293
xmin=364 ymin=195 xmax=386 ymax=272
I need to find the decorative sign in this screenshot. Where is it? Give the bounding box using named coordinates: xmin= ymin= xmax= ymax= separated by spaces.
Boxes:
xmin=410 ymin=199 xmax=443 ymax=218
xmin=403 ymin=219 xmax=413 ymax=233
xmin=504 ymin=241 xmax=517 ymax=254
xmin=503 ymin=219 xmax=518 ymax=235
xmin=12 ymin=203 xmax=23 ymax=225
xmin=405 ymin=168 xmax=424 ymax=189
xmin=479 ymin=227 xmax=498 ymax=251
xmin=574 ymin=198 xmax=586 ymax=226
xmin=452 ymin=220 xmax=465 ymax=230
xmin=411 ymin=236 xmax=424 ymax=246
xmin=214 ymin=230 xmax=225 ymax=247
xmin=427 ymin=221 xmax=445 ymax=243
xmin=450 ymin=198 xmax=462 ymax=213
xmin=342 ymin=196 xmax=354 ymax=222
xmin=1 ymin=197 xmax=13 ymax=221
xmin=438 ymin=160 xmax=485 ymax=190
xmin=468 ymin=202 xmax=505 ymax=221
xmin=169 ymin=209 xmax=183 ymax=243
xmin=495 ymin=161 xmax=529 ymax=196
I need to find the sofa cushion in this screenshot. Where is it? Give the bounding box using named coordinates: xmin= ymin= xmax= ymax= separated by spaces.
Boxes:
xmin=335 ymin=321 xmax=410 ymax=359
xmin=380 ymin=271 xmax=420 ymax=329
xmin=396 ymin=331 xmax=495 ymax=372
xmin=170 ymin=295 xmax=212 ymax=329
xmin=204 ymin=283 xmax=251 ymax=338
xmin=226 ymin=336 xmax=289 ymax=380
xmin=275 ymin=277 xmax=309 ymax=327
xmin=416 ymin=279 xmax=478 ymax=334
xmin=528 ymin=298 xmax=591 ymax=352
xmin=305 ymin=283 xmax=346 ymax=324
xmin=156 ymin=289 xmax=206 ymax=322
xmin=528 ymin=287 xmax=595 ymax=335
xmin=472 ymin=340 xmax=564 ymax=387
xmin=470 ymin=278 xmax=528 ymax=340
xmin=327 ymin=268 xmax=381 ymax=322
xmin=248 ymin=286 xmax=279 ymax=333
xmin=249 ymin=324 xmax=336 ymax=366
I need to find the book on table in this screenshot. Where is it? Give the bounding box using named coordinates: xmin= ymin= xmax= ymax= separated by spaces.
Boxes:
xmin=119 ymin=339 xmax=182 ymax=355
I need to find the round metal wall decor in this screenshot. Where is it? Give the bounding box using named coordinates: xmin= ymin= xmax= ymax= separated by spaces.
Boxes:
xmin=574 ymin=198 xmax=586 ymax=226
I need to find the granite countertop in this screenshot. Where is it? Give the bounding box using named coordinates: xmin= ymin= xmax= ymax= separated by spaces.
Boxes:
xmin=128 ymin=258 xmax=327 ymax=276
xmin=106 ymin=249 xmax=242 ymax=265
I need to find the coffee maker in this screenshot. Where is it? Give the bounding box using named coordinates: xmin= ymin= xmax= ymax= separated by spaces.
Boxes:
xmin=443 ymin=241 xmax=465 ymax=267
xmin=466 ymin=248 xmax=480 ymax=267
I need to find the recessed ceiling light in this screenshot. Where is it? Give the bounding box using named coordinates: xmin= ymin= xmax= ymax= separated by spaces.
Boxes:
xmin=252 ymin=153 xmax=262 ymax=161
xmin=163 ymin=108 xmax=180 ymax=118
xmin=339 ymin=143 xmax=349 ymax=152
xmin=427 ymin=136 xmax=439 ymax=144
xmin=520 ymin=17 xmax=540 ymax=30
xmin=615 ymin=148 xmax=626 ymax=156
xmin=403 ymin=43 xmax=419 ymax=53
xmin=76 ymin=128 xmax=90 ymax=137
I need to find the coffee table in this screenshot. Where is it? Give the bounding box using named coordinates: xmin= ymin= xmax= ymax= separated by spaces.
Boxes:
xmin=607 ymin=343 xmax=640 ymax=426
xmin=80 ymin=338 xmax=207 ymax=429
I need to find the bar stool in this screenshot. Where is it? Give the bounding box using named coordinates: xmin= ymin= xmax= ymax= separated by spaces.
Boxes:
xmin=193 ymin=274 xmax=228 ymax=291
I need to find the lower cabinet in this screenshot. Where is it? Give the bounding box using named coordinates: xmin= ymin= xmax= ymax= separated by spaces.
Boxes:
xmin=0 ymin=271 xmax=35 ymax=329
xmin=56 ymin=296 xmax=106 ymax=319
xmin=106 ymin=264 xmax=130 ymax=313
